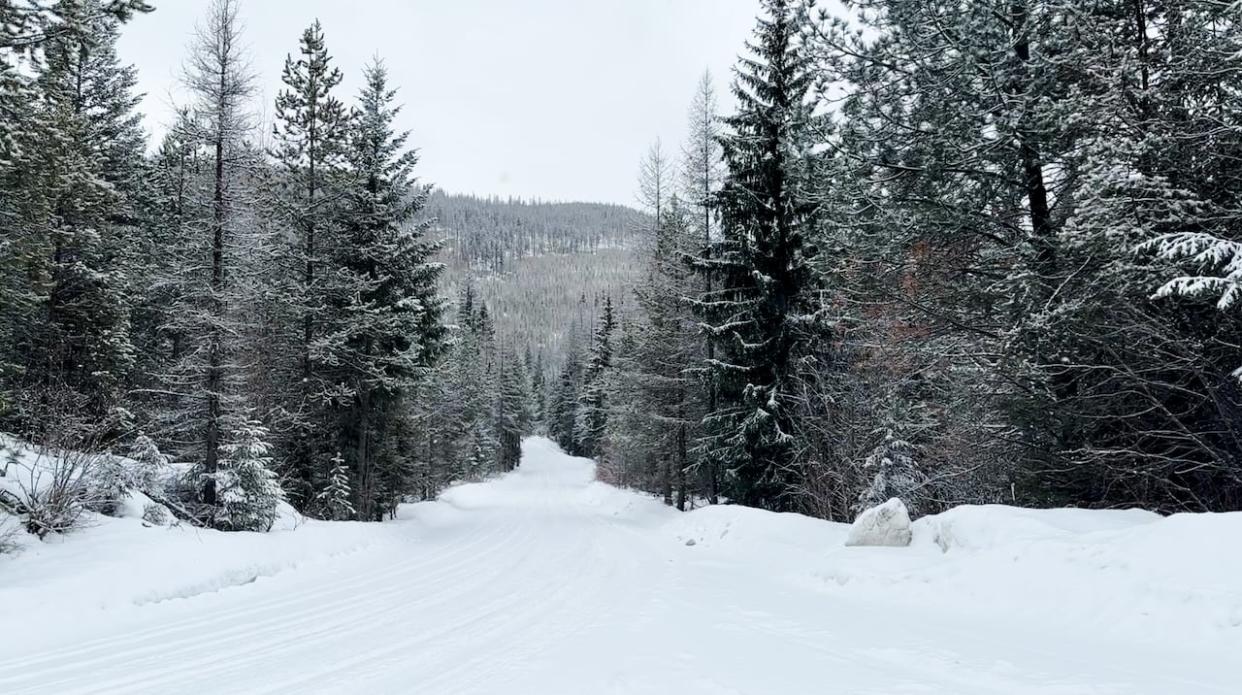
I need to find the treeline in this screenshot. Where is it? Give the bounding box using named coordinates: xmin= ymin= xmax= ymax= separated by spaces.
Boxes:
xmin=563 ymin=0 xmax=1242 ymax=518
xmin=426 ymin=191 xmax=642 ymax=273
xmin=0 ymin=0 xmax=533 ymax=531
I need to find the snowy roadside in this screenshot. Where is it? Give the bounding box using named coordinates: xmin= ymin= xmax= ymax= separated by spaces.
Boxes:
xmin=1 ymin=437 xmax=1239 ymax=693
xmin=667 ymin=502 xmax=1242 ymax=652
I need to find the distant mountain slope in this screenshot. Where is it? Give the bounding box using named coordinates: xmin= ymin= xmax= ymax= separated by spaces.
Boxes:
xmin=423 ymin=191 xmax=647 ymax=364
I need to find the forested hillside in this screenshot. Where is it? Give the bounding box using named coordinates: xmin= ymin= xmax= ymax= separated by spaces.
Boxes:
xmin=424 ymin=192 xmax=644 ymax=368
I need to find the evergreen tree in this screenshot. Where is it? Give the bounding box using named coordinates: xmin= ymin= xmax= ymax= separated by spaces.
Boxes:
xmin=425 ymin=288 xmax=500 ymax=485
xmin=612 ymin=199 xmax=702 ymax=507
xmin=327 ymin=59 xmax=446 ymax=521
xmin=496 ymin=350 xmax=531 ymax=471
xmin=0 ymin=46 xmax=37 ymax=417
xmin=525 ymin=346 xmax=547 ymax=434
xmin=548 ymin=343 xmax=582 ymax=452
xmin=213 ymin=417 xmax=285 ymax=531
xmin=689 ymin=0 xmax=822 ymax=511
xmin=573 ymin=296 xmax=616 ymax=458
xmin=126 ymin=431 xmax=170 ymax=494
xmin=855 ymin=422 xmax=925 ymax=517
xmin=171 ymin=0 xmax=258 ymax=508
xmin=314 ymin=452 xmax=355 ymax=521
xmin=268 ymin=19 xmax=351 ymax=505
xmin=2 ymin=0 xmax=144 ymax=432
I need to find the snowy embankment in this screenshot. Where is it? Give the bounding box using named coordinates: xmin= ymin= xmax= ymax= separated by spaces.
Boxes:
xmin=1 ymin=437 xmax=1240 ymax=694
xmin=670 ymin=501 xmax=1242 ymax=648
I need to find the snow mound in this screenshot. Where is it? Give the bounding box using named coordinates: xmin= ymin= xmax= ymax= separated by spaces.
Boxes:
xmin=667 ymin=498 xmax=1241 ymax=649
xmin=914 ymin=504 xmax=1160 ymax=553
xmin=665 ymin=503 xmax=843 ymax=553
xmin=845 ymin=497 xmax=912 ymax=547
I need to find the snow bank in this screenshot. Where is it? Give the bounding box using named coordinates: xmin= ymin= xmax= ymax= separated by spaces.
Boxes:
xmin=915 ymin=503 xmax=1160 ymax=552
xmin=845 ymin=497 xmax=912 ymax=547
xmin=666 ymin=503 xmax=844 ymax=554
xmin=667 ymin=500 xmax=1242 ymax=650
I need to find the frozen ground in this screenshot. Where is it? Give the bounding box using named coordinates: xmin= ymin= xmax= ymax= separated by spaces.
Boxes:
xmin=1 ymin=437 xmax=1239 ymax=694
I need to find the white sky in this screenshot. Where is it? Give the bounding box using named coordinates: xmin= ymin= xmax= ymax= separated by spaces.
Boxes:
xmin=116 ymin=0 xmax=763 ymax=206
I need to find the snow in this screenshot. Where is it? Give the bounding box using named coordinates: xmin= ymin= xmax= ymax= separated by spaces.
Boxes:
xmin=845 ymin=496 xmax=913 ymax=546
xmin=1 ymin=437 xmax=1240 ymax=693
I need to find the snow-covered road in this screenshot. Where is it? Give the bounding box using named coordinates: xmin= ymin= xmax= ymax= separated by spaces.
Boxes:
xmin=1 ymin=438 xmax=1237 ymax=694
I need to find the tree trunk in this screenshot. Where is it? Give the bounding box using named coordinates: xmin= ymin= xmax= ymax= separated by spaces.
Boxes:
xmin=203 ymin=106 xmax=226 ymax=506
xmin=676 ymin=422 xmax=688 ymax=511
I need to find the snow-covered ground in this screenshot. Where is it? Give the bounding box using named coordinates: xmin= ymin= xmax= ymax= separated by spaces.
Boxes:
xmin=1 ymin=437 xmax=1239 ymax=694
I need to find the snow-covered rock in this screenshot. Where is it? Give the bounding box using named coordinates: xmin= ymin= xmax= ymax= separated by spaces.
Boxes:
xmin=845 ymin=497 xmax=912 ymax=547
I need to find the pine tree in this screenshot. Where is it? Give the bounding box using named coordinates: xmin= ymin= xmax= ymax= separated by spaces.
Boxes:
xmin=573 ymin=296 xmax=616 ymax=458
xmin=175 ymin=0 xmax=258 ymax=507
xmin=548 ymin=344 xmax=582 ymax=452
xmin=495 ymin=350 xmax=531 ymax=471
xmin=213 ymin=417 xmax=285 ymax=531
xmin=608 ymin=199 xmax=703 ymax=507
xmin=525 ymin=346 xmax=547 ymax=434
xmin=314 ymin=452 xmax=355 ymax=521
xmin=268 ymin=19 xmax=351 ymax=505
xmin=328 ymin=59 xmax=447 ymax=521
xmin=689 ymin=0 xmax=822 ymax=511
xmin=2 ymin=0 xmax=144 ymax=432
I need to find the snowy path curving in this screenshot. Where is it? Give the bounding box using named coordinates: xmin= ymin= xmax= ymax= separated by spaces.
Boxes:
xmin=0 ymin=438 xmax=1237 ymax=694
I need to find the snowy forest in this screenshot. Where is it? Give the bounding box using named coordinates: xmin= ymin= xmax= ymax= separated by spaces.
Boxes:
xmin=570 ymin=0 xmax=1242 ymax=520
xmin=4 ymin=1 xmax=1242 ymax=691
xmin=3 ymin=0 xmax=1242 ymax=545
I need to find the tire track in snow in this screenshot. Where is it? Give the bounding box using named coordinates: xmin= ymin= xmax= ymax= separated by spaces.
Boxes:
xmin=0 ymin=515 xmax=520 ymax=686
xmin=5 ymin=519 xmax=538 ymax=694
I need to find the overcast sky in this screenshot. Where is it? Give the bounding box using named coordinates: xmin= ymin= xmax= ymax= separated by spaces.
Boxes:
xmin=115 ymin=0 xmax=763 ymax=206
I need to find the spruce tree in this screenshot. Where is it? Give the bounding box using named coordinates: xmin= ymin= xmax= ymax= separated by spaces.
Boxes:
xmin=328 ymin=59 xmax=446 ymax=521
xmin=314 ymin=453 xmax=355 ymax=521
xmin=3 ymin=1 xmax=144 ymax=431
xmin=548 ymin=344 xmax=583 ymax=452
xmin=269 ymin=19 xmax=350 ymax=504
xmin=213 ymin=417 xmax=285 ymax=531
xmin=496 ymin=350 xmax=531 ymax=471
xmin=689 ymin=0 xmax=822 ymax=511
xmin=573 ymin=296 xmax=616 ymax=459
